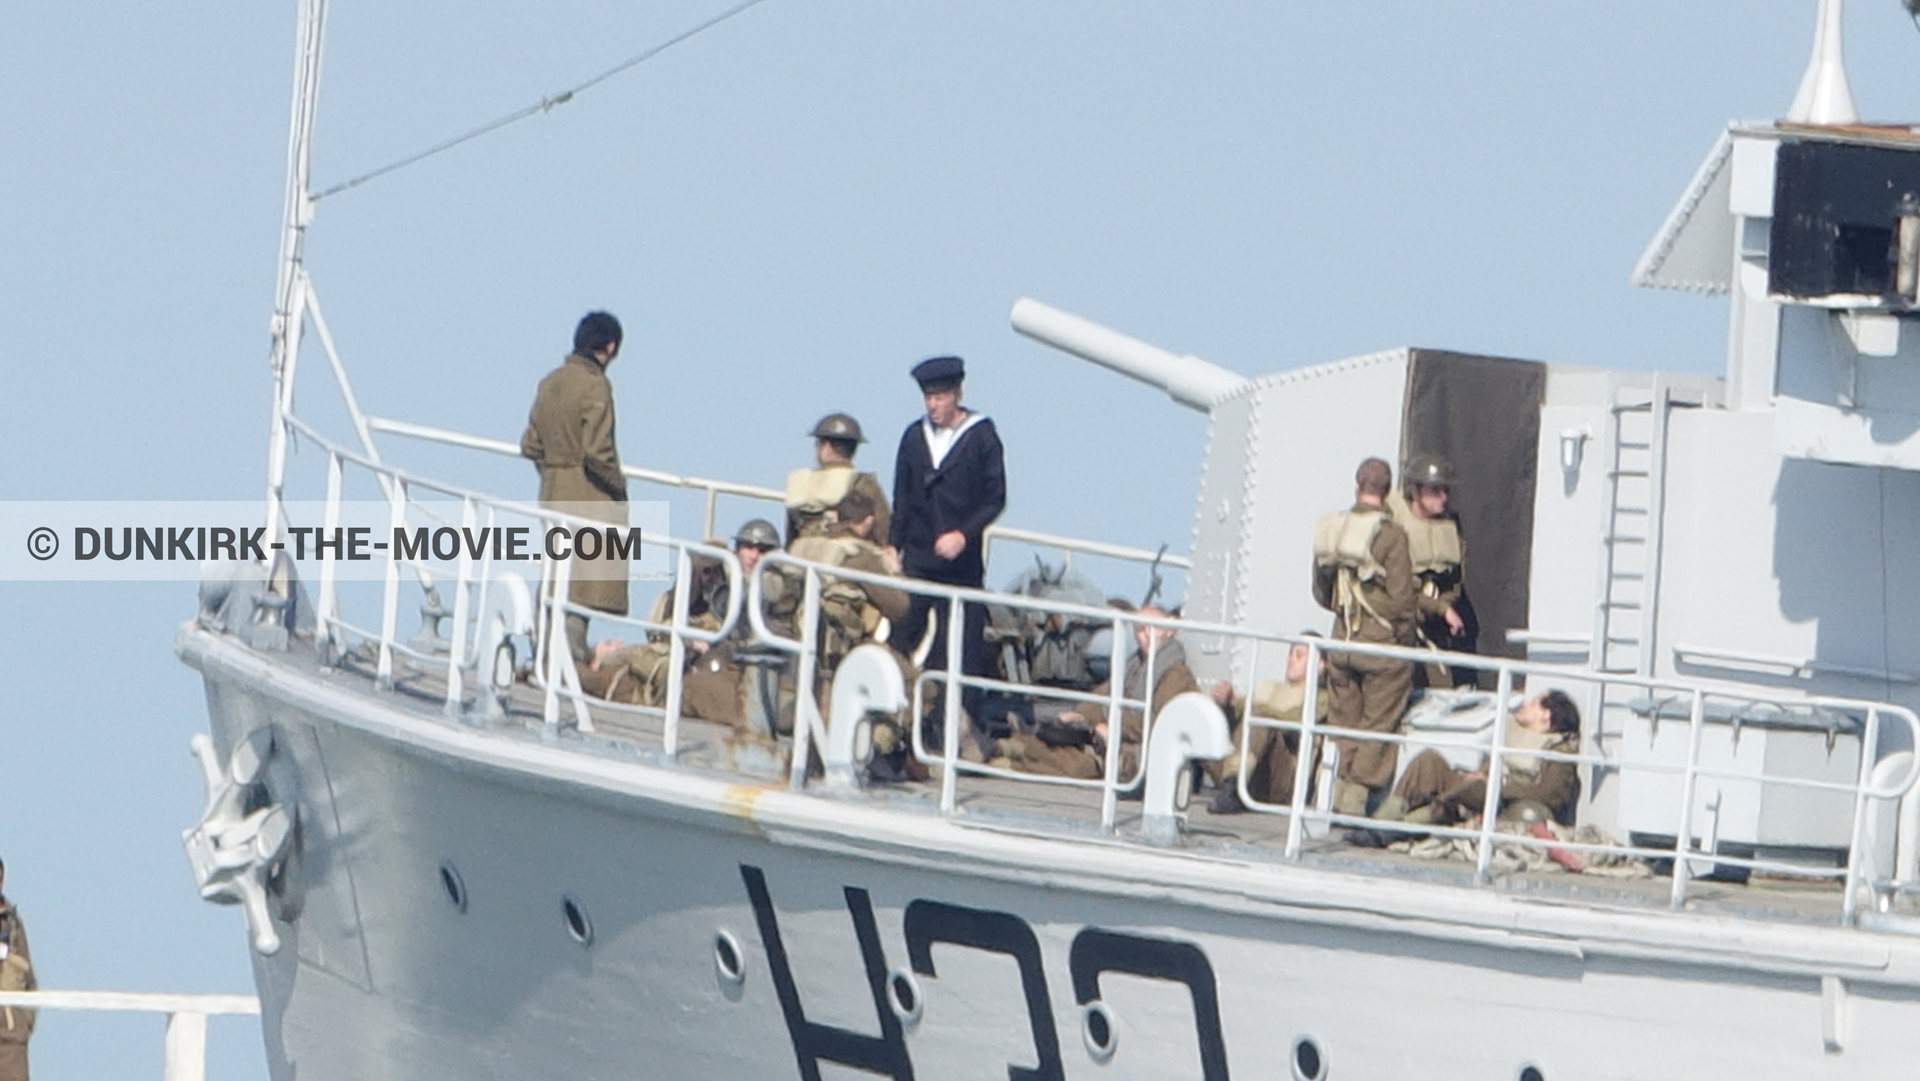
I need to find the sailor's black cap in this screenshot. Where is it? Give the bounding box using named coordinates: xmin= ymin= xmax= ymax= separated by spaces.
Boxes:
xmin=911 ymin=355 xmax=965 ymax=391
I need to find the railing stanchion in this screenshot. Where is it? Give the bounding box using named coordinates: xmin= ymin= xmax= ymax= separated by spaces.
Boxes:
xmin=663 ymin=545 xmax=694 ymax=758
xmin=315 ymin=451 xmax=343 ymax=659
xmin=1099 ymin=612 xmax=1128 ymax=833
xmin=940 ymin=594 xmax=965 ymax=816
xmin=542 ymin=531 xmax=574 ymax=729
xmin=1136 ymin=630 xmax=1159 ymax=795
xmin=788 ymin=568 xmax=825 ymax=791
xmin=1844 ymin=706 xmax=1884 ymax=925
xmin=1283 ymin=641 xmax=1323 ymax=861
xmin=443 ymin=496 xmax=476 ymax=717
xmin=1473 ymin=665 xmax=1515 ymax=885
xmin=374 ymin=480 xmax=408 ymax=689
xmin=162 ymin=1010 xmax=209 ymax=1081
xmin=1233 ymin=639 xmax=1263 ymax=811
xmin=1670 ymin=688 xmax=1707 ymax=909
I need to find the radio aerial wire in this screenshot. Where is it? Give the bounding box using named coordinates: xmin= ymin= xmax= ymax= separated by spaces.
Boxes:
xmin=312 ymin=0 xmax=773 ymax=201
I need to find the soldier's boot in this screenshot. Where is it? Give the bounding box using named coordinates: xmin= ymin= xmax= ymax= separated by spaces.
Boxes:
xmin=1331 ymin=779 xmax=1371 ymax=818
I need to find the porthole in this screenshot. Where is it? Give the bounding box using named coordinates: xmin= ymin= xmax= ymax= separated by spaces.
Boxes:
xmin=1517 ymin=1067 xmax=1545 ymax=1081
xmin=1291 ymin=1035 xmax=1327 ymax=1081
xmin=886 ymin=967 xmax=923 ymax=1026
xmin=1081 ymin=1000 xmax=1118 ymax=1062
xmin=438 ymin=862 xmax=467 ymax=913
xmin=713 ymin=930 xmax=745 ymax=984
xmin=562 ymin=894 xmax=593 ymax=946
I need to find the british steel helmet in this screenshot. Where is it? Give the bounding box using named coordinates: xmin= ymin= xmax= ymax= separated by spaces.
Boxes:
xmin=733 ymin=519 xmax=782 ymax=550
xmin=1404 ymin=453 xmax=1455 ymax=489
xmin=809 ymin=412 xmax=866 ymax=443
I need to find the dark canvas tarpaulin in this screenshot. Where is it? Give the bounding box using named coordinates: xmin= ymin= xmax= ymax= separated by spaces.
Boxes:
xmin=1402 ymin=350 xmax=1547 ymax=670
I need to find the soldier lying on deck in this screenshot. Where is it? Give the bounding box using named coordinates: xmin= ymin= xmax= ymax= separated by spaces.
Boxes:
xmin=578 ymin=519 xmax=784 ymax=726
xmin=1346 ymin=689 xmax=1582 ymax=847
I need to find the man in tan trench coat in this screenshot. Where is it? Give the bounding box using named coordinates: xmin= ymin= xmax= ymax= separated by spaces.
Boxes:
xmin=522 ymin=311 xmax=630 ymax=663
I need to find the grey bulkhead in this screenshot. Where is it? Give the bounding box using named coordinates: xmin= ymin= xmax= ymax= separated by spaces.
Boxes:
xmin=1180 ymin=346 xmax=1550 ymax=692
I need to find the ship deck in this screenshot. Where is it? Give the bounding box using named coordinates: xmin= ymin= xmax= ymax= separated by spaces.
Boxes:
xmin=316 ymin=640 xmax=1902 ymax=933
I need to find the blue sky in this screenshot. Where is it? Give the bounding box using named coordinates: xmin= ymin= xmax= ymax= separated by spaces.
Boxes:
xmin=5 ymin=2 xmax=1918 ymax=1076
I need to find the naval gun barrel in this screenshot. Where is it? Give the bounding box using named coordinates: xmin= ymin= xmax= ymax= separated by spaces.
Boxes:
xmin=1010 ymin=298 xmax=1248 ymax=412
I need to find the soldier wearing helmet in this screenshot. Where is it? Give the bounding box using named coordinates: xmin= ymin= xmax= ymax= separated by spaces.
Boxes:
xmin=784 ymin=412 xmax=891 ymax=547
xmin=733 ymin=517 xmax=783 ymax=561
xmin=580 ymin=517 xmax=789 ymax=726
xmin=1389 ymin=453 xmax=1474 ymax=688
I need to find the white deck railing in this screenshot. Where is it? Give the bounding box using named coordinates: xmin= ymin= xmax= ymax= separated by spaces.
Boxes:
xmin=263 ymin=405 xmax=1920 ymax=927
xmin=282 ymin=413 xmax=747 ymax=750
xmin=360 ymin=413 xmax=1190 ymax=572
xmin=734 ymin=551 xmax=1920 ymax=923
xmin=0 ymin=990 xmax=259 ymax=1081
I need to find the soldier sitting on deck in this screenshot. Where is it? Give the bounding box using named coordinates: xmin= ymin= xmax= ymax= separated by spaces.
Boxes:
xmin=1205 ymin=634 xmax=1329 ymax=815
xmin=992 ymin=604 xmax=1203 ymax=787
xmin=781 ymin=490 xmax=912 ymax=686
xmin=580 ymin=519 xmax=785 ymax=728
xmin=1346 ymin=689 xmax=1582 ymax=849
xmin=783 ymin=490 xmax=923 ymax=780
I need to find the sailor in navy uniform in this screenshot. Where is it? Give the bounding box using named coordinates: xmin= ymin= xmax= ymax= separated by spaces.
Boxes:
xmin=888 ymin=355 xmax=1007 ymax=745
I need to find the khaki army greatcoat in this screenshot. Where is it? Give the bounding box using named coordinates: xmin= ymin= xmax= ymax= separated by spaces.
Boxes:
xmin=521 ymin=353 xmax=630 ymax=616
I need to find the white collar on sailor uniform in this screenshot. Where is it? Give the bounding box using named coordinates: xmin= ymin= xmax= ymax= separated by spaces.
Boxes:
xmin=923 ymin=410 xmax=986 ymax=469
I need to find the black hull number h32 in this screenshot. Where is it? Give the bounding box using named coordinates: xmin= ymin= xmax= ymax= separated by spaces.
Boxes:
xmin=739 ymin=864 xmax=1230 ymax=1081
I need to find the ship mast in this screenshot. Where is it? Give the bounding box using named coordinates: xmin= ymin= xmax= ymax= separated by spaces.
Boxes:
xmin=263 ymin=0 xmax=328 ymax=545
xmin=1786 ymin=0 xmax=1858 ymax=125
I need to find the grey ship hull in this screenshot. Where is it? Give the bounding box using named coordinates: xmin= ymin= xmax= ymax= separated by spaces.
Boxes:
xmin=183 ymin=622 xmax=1920 ymax=1081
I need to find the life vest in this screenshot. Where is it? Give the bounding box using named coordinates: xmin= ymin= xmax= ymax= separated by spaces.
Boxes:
xmin=1313 ymin=507 xmax=1394 ymax=636
xmin=1248 ymin=678 xmax=1308 ymax=722
xmin=1388 ymin=491 xmax=1462 ymax=579
xmin=1387 ymin=494 xmax=1463 ymax=653
xmin=786 ymin=534 xmax=887 ymax=651
xmin=784 ymin=467 xmax=861 ymax=539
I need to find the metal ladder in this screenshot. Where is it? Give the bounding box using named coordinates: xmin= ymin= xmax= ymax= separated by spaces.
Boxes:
xmin=1591 ymin=376 xmax=1673 ymax=677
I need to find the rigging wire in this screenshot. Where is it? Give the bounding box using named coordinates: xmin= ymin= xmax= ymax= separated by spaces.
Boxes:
xmin=312 ymin=0 xmax=772 ymax=201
